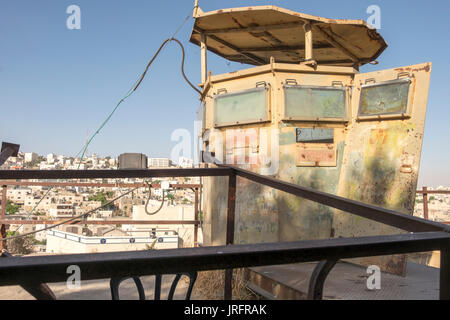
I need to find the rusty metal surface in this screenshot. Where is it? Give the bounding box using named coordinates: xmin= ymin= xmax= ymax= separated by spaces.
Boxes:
xmin=201 ymin=62 xmax=432 ymax=255
xmin=200 ymin=60 xmax=433 ymax=279
xmin=0 ymin=220 xmax=200 ymax=225
xmin=0 ymin=232 xmax=448 ymax=287
xmin=296 ymin=146 xmax=337 ymax=167
xmin=194 ymin=189 xmax=199 ymax=247
xmin=224 ymin=174 xmax=237 ymax=300
xmin=190 ymin=5 xmax=387 ymax=66
xmin=1 ymin=186 xmax=6 ymax=250
xmin=228 ymin=165 xmax=447 ymax=233
xmin=202 ymin=67 xmax=355 ymax=246
xmin=441 ymin=248 xmax=450 ymax=300
xmin=1 ymin=252 xmax=56 ymax=300
xmin=0 ymin=168 xmax=232 ymax=180
xmin=307 ymin=259 xmax=338 ymax=300
xmin=0 ymin=181 xmax=200 ymax=189
xmin=333 ymin=63 xmax=433 ymax=275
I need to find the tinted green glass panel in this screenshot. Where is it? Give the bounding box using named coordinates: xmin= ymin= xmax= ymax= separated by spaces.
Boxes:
xmin=359 ymin=80 xmax=410 ymax=116
xmin=285 ymin=86 xmax=346 ymax=119
xmin=214 ymin=88 xmax=267 ymax=126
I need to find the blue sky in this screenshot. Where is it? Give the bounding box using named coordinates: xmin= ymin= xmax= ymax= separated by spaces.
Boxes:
xmin=0 ymin=0 xmax=449 ymax=187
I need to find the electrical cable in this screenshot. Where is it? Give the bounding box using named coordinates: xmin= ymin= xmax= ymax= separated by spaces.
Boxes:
xmin=144 ymin=184 xmax=165 ymax=216
xmin=6 ymin=11 xmax=200 ymax=241
xmin=133 ymin=38 xmax=202 ymax=95
xmin=1 ymin=185 xmax=143 ymax=242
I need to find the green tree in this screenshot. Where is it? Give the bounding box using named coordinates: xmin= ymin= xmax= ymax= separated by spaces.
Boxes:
xmin=5 ymin=200 xmax=19 ymax=215
xmin=88 ymin=192 xmax=115 ymax=210
xmin=166 ymin=193 xmax=175 ymax=200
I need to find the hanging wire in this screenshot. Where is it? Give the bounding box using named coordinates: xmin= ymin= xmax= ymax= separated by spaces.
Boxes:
xmin=6 ymin=8 xmax=200 ymax=241
xmin=1 ymin=185 xmax=142 ymax=242
xmin=144 ymin=183 xmax=166 ymax=216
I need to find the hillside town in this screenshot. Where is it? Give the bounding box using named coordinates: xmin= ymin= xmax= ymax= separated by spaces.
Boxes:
xmin=414 ymin=186 xmax=450 ymax=223
xmin=0 ymin=152 xmax=199 ymax=254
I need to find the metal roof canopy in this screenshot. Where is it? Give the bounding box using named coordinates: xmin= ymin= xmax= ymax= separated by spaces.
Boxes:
xmin=190 ymin=5 xmax=387 ymax=68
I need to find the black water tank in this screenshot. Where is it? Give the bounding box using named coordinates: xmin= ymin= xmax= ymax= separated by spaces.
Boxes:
xmin=118 ymin=153 xmax=148 ymax=169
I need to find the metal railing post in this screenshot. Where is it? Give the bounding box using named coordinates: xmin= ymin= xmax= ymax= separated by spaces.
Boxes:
xmin=423 ymin=187 xmax=429 ymax=220
xmin=440 ymin=246 xmax=450 ymax=300
xmin=224 ymin=172 xmax=236 ymax=300
xmin=0 ymin=186 xmax=7 ymax=250
xmin=194 ymin=188 xmax=199 ymax=247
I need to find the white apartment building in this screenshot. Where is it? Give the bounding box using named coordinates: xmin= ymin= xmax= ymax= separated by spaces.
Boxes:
xmin=89 ymin=210 xmax=113 ymax=220
xmin=46 ymin=153 xmax=56 ymax=164
xmin=67 ymin=163 xmax=86 ymax=170
xmin=49 ymin=204 xmax=74 ymax=218
xmin=40 ymin=163 xmax=60 ymax=170
xmin=24 ymin=152 xmax=38 ymax=163
xmin=6 ymin=188 xmax=32 ymax=204
xmin=24 ymin=194 xmax=52 ymax=211
xmin=148 ymin=158 xmax=171 ymax=168
xmin=178 ymin=157 xmax=194 ymax=168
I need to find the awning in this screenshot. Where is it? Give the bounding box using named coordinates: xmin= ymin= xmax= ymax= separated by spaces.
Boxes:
xmin=190 ymin=6 xmax=387 ymax=67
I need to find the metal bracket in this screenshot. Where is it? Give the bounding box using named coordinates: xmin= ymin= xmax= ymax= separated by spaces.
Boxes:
xmin=397 ymin=72 xmax=410 ymax=79
xmin=307 ymin=259 xmax=338 ymax=300
xmin=285 ymin=79 xmax=298 ymax=86
xmin=216 ymin=88 xmax=228 ymax=95
xmin=255 ymin=81 xmax=267 ymax=88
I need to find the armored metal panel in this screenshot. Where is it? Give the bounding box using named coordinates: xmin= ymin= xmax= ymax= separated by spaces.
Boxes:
xmin=202 ymin=68 xmax=353 ymax=246
xmin=358 ymin=79 xmax=412 ymax=119
xmin=333 ymin=63 xmax=432 ymax=276
xmin=191 ymin=6 xmax=387 ymax=66
xmin=214 ymin=87 xmax=268 ymax=127
xmin=284 ymin=86 xmax=347 ymax=121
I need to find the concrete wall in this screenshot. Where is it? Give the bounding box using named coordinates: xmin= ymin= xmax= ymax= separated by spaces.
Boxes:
xmin=124 ymin=203 xmax=196 ymax=248
xmin=46 ymin=230 xmax=177 ymax=254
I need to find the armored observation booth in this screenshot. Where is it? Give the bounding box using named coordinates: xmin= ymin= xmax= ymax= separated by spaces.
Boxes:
xmin=191 ymin=5 xmax=432 ymax=275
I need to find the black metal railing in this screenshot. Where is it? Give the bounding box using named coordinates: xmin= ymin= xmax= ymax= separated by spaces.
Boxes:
xmin=0 ymin=166 xmax=449 ymax=300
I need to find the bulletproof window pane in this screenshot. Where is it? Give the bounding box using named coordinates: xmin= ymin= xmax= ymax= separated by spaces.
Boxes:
xmin=359 ymin=80 xmax=410 ymax=116
xmin=284 ymin=86 xmax=346 ymax=120
xmin=214 ymin=88 xmax=267 ymax=127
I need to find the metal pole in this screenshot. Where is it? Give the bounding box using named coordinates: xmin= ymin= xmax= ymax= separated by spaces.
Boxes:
xmin=440 ymin=246 xmax=450 ymax=300
xmin=1 ymin=186 xmax=7 ymax=250
xmin=423 ymin=187 xmax=429 ymax=220
xmin=194 ymin=188 xmax=199 ymax=247
xmin=193 ymin=1 xmax=199 ymax=18
xmin=304 ymin=23 xmax=313 ymax=62
xmin=200 ymin=33 xmax=208 ymax=84
xmin=224 ymin=173 xmax=236 ymax=300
